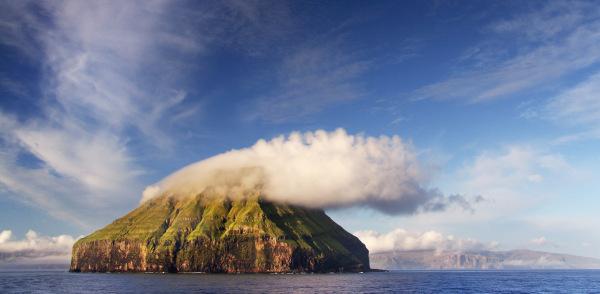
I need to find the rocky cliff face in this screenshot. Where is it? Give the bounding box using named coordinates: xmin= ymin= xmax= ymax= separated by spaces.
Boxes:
xmin=70 ymin=189 xmax=369 ymax=273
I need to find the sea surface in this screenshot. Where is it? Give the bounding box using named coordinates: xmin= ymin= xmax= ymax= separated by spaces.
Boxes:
xmin=1 ymin=270 xmax=599 ymax=293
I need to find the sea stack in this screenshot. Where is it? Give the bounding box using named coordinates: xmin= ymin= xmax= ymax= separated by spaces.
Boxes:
xmin=70 ymin=189 xmax=370 ymax=273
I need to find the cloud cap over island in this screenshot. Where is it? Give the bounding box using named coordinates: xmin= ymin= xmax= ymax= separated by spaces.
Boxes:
xmin=142 ymin=129 xmax=474 ymax=215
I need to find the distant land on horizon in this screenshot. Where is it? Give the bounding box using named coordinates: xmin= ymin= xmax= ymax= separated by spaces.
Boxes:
xmin=370 ymin=249 xmax=600 ymax=270
xmin=3 ymin=248 xmax=599 ymax=272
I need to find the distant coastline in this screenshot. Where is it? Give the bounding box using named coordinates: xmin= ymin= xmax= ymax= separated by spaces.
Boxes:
xmin=370 ymin=249 xmax=600 ymax=270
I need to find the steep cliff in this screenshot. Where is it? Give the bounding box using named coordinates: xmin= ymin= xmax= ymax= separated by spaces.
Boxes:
xmin=70 ymin=189 xmax=369 ymax=273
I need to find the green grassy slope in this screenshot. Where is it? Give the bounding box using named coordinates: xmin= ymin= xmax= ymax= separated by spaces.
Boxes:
xmin=73 ymin=188 xmax=369 ymax=272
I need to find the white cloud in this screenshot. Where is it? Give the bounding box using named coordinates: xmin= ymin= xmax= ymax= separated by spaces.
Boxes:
xmin=464 ymin=146 xmax=569 ymax=192
xmin=393 ymin=145 xmax=573 ymax=233
xmin=142 ymin=129 xmax=471 ymax=214
xmin=0 ymin=231 xmax=10 ymax=243
xmin=415 ymin=1 xmax=600 ymax=102
xmin=0 ymin=0 xmax=209 ymax=225
xmin=14 ymin=124 xmax=138 ymax=195
xmin=0 ymin=146 xmax=88 ymax=226
xmin=0 ymin=230 xmax=76 ymax=265
xmin=529 ymin=236 xmax=562 ymax=249
xmin=451 ymin=146 xmax=574 ymax=221
xmin=354 ymin=228 xmax=497 ymax=254
xmin=530 ymin=236 xmax=549 ymax=246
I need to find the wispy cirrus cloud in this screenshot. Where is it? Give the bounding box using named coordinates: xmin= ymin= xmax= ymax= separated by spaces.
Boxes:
xmin=247 ymin=38 xmax=371 ymax=122
xmin=414 ymin=1 xmax=600 ymax=102
xmin=0 ymin=0 xmax=294 ymax=227
xmin=0 ymin=0 xmax=201 ymax=226
xmin=42 ymin=0 xmax=208 ymax=146
xmin=0 ymin=141 xmax=88 ymax=226
xmin=244 ymin=13 xmax=373 ymax=123
xmin=543 ymin=72 xmax=600 ymax=143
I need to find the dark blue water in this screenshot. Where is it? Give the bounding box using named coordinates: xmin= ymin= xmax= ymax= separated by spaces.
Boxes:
xmin=1 ymin=270 xmax=599 ymax=293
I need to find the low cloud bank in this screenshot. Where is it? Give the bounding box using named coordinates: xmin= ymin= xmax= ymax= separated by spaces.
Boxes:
xmin=0 ymin=230 xmax=76 ymax=264
xmin=142 ymin=129 xmax=472 ymax=214
xmin=354 ymin=228 xmax=497 ymax=254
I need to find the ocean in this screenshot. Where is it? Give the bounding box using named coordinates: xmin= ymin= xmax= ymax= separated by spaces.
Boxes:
xmin=1 ymin=270 xmax=599 ymax=293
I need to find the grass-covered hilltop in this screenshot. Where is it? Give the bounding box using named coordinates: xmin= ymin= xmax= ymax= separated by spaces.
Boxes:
xmin=70 ymin=188 xmax=370 ymax=273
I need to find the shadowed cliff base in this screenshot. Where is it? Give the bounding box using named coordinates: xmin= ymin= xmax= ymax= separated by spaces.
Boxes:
xmin=70 ymin=189 xmax=369 ymax=273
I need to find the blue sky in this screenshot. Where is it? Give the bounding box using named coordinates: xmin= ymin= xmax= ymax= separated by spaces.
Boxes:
xmin=1 ymin=0 xmax=600 ymax=261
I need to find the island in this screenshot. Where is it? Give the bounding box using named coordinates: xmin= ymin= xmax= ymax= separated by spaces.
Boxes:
xmin=70 ymin=189 xmax=370 ymax=273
